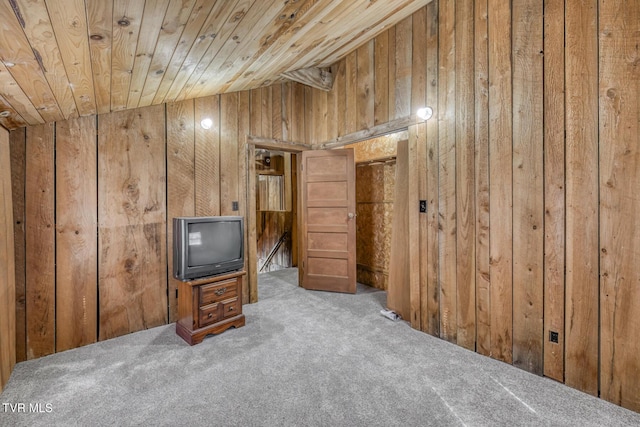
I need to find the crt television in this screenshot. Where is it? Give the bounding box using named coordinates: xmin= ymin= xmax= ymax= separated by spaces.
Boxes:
xmin=173 ymin=216 xmax=244 ymax=281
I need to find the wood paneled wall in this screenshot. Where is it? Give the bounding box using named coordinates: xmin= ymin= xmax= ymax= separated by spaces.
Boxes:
xmin=6 ymin=0 xmax=639 ymax=414
xmin=301 ymin=0 xmax=640 ymax=413
xmin=0 ymin=127 xmax=16 ymax=393
xmin=10 ymin=83 xmax=306 ymax=361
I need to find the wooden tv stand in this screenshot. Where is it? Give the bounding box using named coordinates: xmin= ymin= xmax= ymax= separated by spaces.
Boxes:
xmin=176 ymin=270 xmax=246 ymax=345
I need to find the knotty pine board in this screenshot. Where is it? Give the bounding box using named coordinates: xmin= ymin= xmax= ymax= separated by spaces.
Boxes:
xmin=473 ymin=0 xmax=491 ymax=357
xmin=194 ymin=95 xmax=221 ymax=216
xmin=0 ymin=128 xmax=16 ymax=392
xmin=394 ymin=16 xmax=412 ymax=120
xmin=55 ymin=116 xmax=98 ymax=352
xmin=511 ymin=0 xmax=544 ymax=376
xmin=374 ymin=31 xmax=390 ymax=126
xmin=356 ymin=42 xmax=375 ymax=132
xmin=86 ymin=0 xmax=113 ymax=115
xmin=221 ymin=92 xmax=239 ymax=216
xmin=454 ymin=0 xmax=476 ymax=351
xmin=98 ymin=105 xmax=167 ymax=340
xmin=9 ymin=128 xmax=26 ymax=362
xmin=437 ymin=0 xmax=457 ymax=344
xmin=487 ymin=0 xmax=513 ymax=364
xmin=424 ymin=0 xmax=440 ymax=338
xmin=564 ymin=0 xmax=599 ymax=396
xmin=388 ymin=139 xmax=410 ymax=321
xmin=25 ymin=123 xmax=55 ymax=359
xmin=542 ymin=0 xmax=566 ymax=383
xmin=599 ymin=0 xmax=640 ymax=411
xmin=166 ymin=99 xmax=196 ymax=323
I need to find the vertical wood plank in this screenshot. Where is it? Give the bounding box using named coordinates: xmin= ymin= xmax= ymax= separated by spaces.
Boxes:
xmin=291 ymin=153 xmax=299 ymax=268
xmin=291 ymin=83 xmax=306 ymax=143
xmin=281 ymin=83 xmax=291 ymax=141
xmin=221 ymin=92 xmax=239 ymax=216
xmin=345 ymin=52 xmax=358 ymax=134
xmin=333 ymin=61 xmax=347 ymax=138
xmin=374 ymin=31 xmax=390 ymax=126
xmin=424 ymin=0 xmax=440 ymax=337
xmin=271 ymin=84 xmax=283 ymax=141
xmin=55 ymin=115 xmax=98 ymax=352
xmin=438 ymin=0 xmax=457 ymax=343
xmin=326 ymin=67 xmax=339 ymax=141
xmin=511 ymin=0 xmax=544 ymax=375
xmin=25 ymin=123 xmax=55 ymax=358
xmin=98 ymin=105 xmax=167 ymax=340
xmin=247 ymin=144 xmax=258 ymax=302
xmin=167 ymin=100 xmax=195 ymax=322
xmin=388 ymin=139 xmax=410 ymax=320
xmin=357 ymin=41 xmax=375 ymax=131
xmin=387 ymin=25 xmax=397 ymax=123
xmin=195 ymin=95 xmax=220 ymax=216
xmin=408 ymin=124 xmax=423 ymax=330
xmin=411 ymin=7 xmax=427 ymax=114
xmin=599 ymin=0 xmax=640 ymax=412
xmin=455 ymin=0 xmax=476 ymax=351
xmin=250 ymin=88 xmax=262 ymax=137
xmin=9 ymin=129 xmax=26 ymax=362
xmin=395 ymin=16 xmax=412 ymax=119
xmin=0 ymin=128 xmax=16 ymax=391
xmin=474 ymin=0 xmax=491 ymax=357
xmin=313 ymin=89 xmax=327 ymax=144
xmin=238 ymin=91 xmax=251 ymax=303
xmin=543 ymin=0 xmax=566 ymax=382
xmin=304 ymin=86 xmax=314 ymax=144
xmin=564 ymin=0 xmax=599 ymax=396
xmin=261 ymin=87 xmax=273 ymax=139
xmin=488 ymin=0 xmax=513 ymax=363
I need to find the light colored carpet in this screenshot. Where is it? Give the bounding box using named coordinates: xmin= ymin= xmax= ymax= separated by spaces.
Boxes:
xmin=1 ymin=268 xmax=639 ymax=426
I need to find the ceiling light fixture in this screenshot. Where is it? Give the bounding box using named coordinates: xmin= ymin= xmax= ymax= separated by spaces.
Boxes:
xmin=416 ymin=107 xmax=433 ymax=121
xmin=0 ymin=110 xmax=11 ymax=118
xmin=200 ymin=118 xmax=213 ymax=129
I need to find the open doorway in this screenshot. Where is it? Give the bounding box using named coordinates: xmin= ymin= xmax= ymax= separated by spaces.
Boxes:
xmin=246 ymin=128 xmax=411 ymax=304
xmin=344 ymin=131 xmax=407 ymax=293
xmin=254 ymin=150 xmax=297 ymax=273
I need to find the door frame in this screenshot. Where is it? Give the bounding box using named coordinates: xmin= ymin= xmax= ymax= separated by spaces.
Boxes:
xmin=244 ymin=116 xmax=424 ymax=310
xmin=245 ymin=137 xmax=310 ymax=303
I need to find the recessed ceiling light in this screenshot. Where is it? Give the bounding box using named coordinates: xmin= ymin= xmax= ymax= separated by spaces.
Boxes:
xmin=0 ymin=110 xmax=11 ymax=118
xmin=4 ymin=61 xmax=15 ymax=68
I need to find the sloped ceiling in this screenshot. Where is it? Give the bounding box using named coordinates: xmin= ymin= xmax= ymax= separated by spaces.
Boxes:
xmin=0 ymin=0 xmax=430 ymax=130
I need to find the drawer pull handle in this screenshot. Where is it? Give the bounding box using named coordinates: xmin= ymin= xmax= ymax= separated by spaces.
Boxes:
xmin=207 ymin=313 xmax=213 ymax=318
xmin=228 ymin=306 xmax=234 ymax=311
xmin=214 ymin=287 xmax=227 ymax=296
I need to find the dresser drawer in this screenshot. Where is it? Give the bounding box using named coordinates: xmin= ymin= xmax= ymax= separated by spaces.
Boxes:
xmin=221 ymin=298 xmax=240 ymax=319
xmin=199 ymin=303 xmax=221 ymax=327
xmin=199 ymin=297 xmax=240 ymax=327
xmin=199 ymin=278 xmax=238 ymax=306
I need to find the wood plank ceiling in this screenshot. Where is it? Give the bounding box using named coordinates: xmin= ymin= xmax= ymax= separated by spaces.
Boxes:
xmin=0 ymin=0 xmax=430 ymax=130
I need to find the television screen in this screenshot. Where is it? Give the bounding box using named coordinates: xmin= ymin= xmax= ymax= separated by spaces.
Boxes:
xmin=187 ymin=221 xmax=243 ymax=267
xmin=173 ymin=216 xmax=244 ymax=281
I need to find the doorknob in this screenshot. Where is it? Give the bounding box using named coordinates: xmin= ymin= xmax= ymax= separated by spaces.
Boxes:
xmin=348 ymin=213 xmax=356 ymax=220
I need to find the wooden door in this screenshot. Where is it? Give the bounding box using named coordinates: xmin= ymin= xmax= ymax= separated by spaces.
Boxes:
xmin=299 ymin=149 xmax=356 ymax=293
